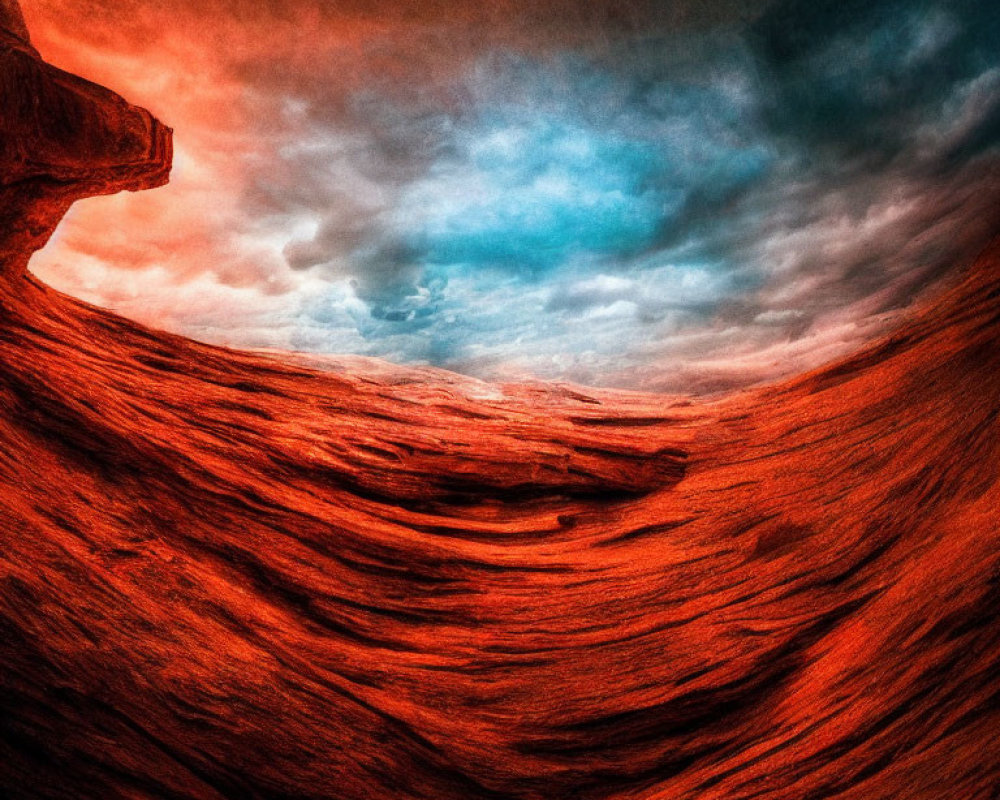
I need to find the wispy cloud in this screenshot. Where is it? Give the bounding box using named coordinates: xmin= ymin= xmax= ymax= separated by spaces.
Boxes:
xmin=24 ymin=0 xmax=1000 ymax=391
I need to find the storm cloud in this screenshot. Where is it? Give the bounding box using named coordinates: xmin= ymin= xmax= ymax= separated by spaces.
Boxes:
xmin=24 ymin=0 xmax=1000 ymax=391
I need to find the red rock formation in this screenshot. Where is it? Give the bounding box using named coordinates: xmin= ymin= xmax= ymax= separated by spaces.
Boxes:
xmin=2 ymin=3 xmax=999 ymax=798
xmin=0 ymin=0 xmax=169 ymax=279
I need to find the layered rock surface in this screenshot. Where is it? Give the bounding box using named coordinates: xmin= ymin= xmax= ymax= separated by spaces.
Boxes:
xmin=2 ymin=3 xmax=999 ymax=798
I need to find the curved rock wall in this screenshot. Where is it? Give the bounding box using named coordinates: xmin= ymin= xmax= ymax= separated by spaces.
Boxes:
xmin=1 ymin=5 xmax=999 ymax=799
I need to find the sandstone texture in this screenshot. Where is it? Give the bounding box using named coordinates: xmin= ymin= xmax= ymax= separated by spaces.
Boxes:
xmin=2 ymin=3 xmax=999 ymax=798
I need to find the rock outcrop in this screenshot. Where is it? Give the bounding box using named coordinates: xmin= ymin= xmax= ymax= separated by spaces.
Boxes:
xmin=0 ymin=0 xmax=169 ymax=278
xmin=1 ymin=3 xmax=999 ymax=798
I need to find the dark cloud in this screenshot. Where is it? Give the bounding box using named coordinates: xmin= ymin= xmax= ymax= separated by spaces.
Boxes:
xmin=24 ymin=0 xmax=1000 ymax=391
xmin=751 ymin=0 xmax=1000 ymax=161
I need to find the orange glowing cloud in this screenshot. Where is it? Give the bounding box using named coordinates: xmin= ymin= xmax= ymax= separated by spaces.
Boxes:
xmin=18 ymin=0 xmax=1000 ymax=392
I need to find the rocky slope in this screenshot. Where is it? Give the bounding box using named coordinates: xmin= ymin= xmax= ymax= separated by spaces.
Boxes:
xmin=2 ymin=2 xmax=999 ymax=798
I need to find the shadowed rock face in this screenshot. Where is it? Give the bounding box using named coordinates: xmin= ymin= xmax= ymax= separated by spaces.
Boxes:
xmin=0 ymin=0 xmax=170 ymax=276
xmin=0 ymin=0 xmax=28 ymax=43
xmin=2 ymin=3 xmax=1000 ymax=799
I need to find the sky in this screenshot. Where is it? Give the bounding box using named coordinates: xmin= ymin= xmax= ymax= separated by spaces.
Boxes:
xmin=21 ymin=0 xmax=1000 ymax=392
